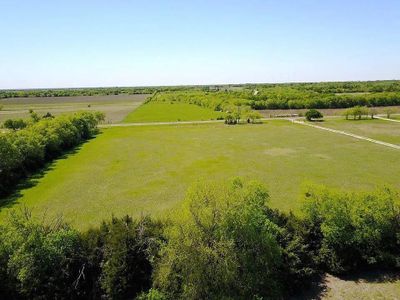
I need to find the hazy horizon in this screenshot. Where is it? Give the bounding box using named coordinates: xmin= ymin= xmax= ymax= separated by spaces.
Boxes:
xmin=1 ymin=0 xmax=399 ymax=89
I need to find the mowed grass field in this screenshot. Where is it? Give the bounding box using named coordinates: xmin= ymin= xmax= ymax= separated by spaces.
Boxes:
xmin=316 ymin=118 xmax=400 ymax=145
xmin=0 ymin=94 xmax=149 ymax=124
xmin=123 ymin=102 xmax=224 ymax=122
xmin=1 ymin=120 xmax=399 ymax=230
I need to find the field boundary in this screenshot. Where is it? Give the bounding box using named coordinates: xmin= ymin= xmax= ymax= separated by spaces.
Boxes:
xmin=291 ymin=119 xmax=400 ymax=150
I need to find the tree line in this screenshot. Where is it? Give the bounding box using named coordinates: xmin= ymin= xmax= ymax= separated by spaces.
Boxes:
xmin=0 ymin=111 xmax=104 ymax=197
xmin=0 ymin=178 xmax=399 ymax=299
xmin=145 ymin=84 xmax=400 ymax=113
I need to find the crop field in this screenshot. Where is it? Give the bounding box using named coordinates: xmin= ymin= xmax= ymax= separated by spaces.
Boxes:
xmin=123 ymin=102 xmax=224 ymax=122
xmin=1 ymin=119 xmax=399 ymax=230
xmin=0 ymin=94 xmax=149 ymax=123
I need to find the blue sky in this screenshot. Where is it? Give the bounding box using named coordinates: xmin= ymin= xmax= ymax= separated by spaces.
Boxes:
xmin=1 ymin=0 xmax=399 ymax=89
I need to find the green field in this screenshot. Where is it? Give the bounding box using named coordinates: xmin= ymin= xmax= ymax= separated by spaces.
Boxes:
xmin=315 ymin=118 xmax=400 ymax=145
xmin=2 ymin=120 xmax=399 ymax=230
xmin=123 ymin=102 xmax=224 ymax=122
xmin=0 ymin=94 xmax=148 ymax=124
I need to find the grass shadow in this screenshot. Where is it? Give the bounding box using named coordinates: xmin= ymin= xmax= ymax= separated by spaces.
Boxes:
xmin=290 ymin=275 xmax=328 ymax=300
xmin=336 ymin=268 xmax=400 ymax=284
xmin=0 ymin=135 xmax=99 ymax=211
xmin=292 ymin=269 xmax=400 ymax=299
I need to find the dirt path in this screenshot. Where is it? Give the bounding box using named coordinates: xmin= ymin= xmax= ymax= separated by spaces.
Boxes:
xmin=291 ymin=119 xmax=400 ymax=150
xmin=375 ymin=116 xmax=400 ymax=123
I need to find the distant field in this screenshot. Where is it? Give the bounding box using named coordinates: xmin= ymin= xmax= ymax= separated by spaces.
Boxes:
xmin=123 ymin=102 xmax=224 ymax=122
xmin=0 ymin=94 xmax=149 ymax=123
xmin=1 ymin=120 xmax=399 ymax=230
xmin=316 ymin=118 xmax=400 ymax=145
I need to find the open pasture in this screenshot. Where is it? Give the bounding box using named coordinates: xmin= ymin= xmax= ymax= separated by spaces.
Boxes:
xmin=316 ymin=118 xmax=400 ymax=145
xmin=0 ymin=94 xmax=149 ymax=123
xmin=1 ymin=120 xmax=399 ymax=230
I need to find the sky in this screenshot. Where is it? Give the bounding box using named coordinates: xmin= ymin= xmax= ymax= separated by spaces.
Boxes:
xmin=0 ymin=0 xmax=399 ymax=89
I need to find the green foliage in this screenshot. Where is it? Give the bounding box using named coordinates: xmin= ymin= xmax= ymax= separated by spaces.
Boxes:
xmin=3 ymin=118 xmax=28 ymax=130
xmin=0 ymin=212 xmax=164 ymax=299
xmin=303 ymin=185 xmax=400 ymax=274
xmin=138 ymin=81 xmax=400 ymax=112
xmin=343 ymin=106 xmax=370 ymax=120
xmin=0 ymin=111 xmax=104 ymax=196
xmin=224 ymin=113 xmax=236 ymax=124
xmin=244 ymin=110 xmax=262 ymax=123
xmin=1 ymin=181 xmax=400 ymax=298
xmin=384 ymin=107 xmax=395 ymax=118
xmin=98 ymin=216 xmax=163 ymax=299
xmin=154 ymin=178 xmax=284 ymax=299
xmin=137 ymin=288 xmax=167 ymax=300
xmin=0 ymin=210 xmax=84 ymax=299
xmin=305 ymin=109 xmax=323 ymax=121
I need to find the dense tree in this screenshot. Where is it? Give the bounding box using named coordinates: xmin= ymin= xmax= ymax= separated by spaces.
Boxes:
xmin=302 ymin=185 xmax=400 ymax=273
xmin=0 ymin=211 xmax=84 ymax=299
xmin=305 ymin=109 xmax=323 ymax=121
xmin=154 ymin=179 xmax=284 ymax=299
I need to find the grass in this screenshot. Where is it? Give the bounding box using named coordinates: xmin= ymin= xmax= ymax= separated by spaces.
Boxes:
xmin=316 ymin=118 xmax=400 ymax=145
xmin=0 ymin=94 xmax=148 ymax=124
xmin=123 ymin=102 xmax=224 ymax=123
xmin=322 ymin=272 xmax=400 ymax=299
xmin=1 ymin=120 xmax=399 ymax=230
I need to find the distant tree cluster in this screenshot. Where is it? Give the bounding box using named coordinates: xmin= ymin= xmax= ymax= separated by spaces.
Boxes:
xmin=141 ymin=80 xmax=400 ymax=113
xmin=0 ymin=111 xmax=104 ymax=196
xmin=1 ymin=178 xmax=399 ymax=299
xmin=0 ymin=87 xmax=156 ymax=99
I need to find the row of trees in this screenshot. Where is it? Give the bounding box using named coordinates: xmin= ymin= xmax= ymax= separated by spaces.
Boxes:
xmin=2 ymin=80 xmax=400 ymax=100
xmin=0 ymin=87 xmax=156 ymax=99
xmin=1 ymin=178 xmax=399 ymax=299
xmin=0 ymin=111 xmax=104 ymax=196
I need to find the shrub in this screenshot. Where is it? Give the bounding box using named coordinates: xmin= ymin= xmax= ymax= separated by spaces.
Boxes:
xmin=305 ymin=109 xmax=323 ymax=121
xmin=154 ymin=178 xmax=284 ymax=299
xmin=3 ymin=118 xmax=28 ymax=130
xmin=82 ymin=215 xmax=164 ymax=299
xmin=244 ymin=110 xmax=262 ymax=123
xmin=302 ymin=185 xmax=400 ymax=274
xmin=0 ymin=211 xmax=84 ymax=299
xmin=224 ymin=114 xmax=236 ymax=125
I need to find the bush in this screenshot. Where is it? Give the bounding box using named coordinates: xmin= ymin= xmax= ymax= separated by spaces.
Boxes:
xmin=154 ymin=178 xmax=284 ymax=299
xmin=224 ymin=114 xmax=236 ymax=125
xmin=305 ymin=109 xmax=323 ymax=121
xmin=0 ymin=211 xmax=85 ymax=299
xmin=3 ymin=118 xmax=28 ymax=130
xmin=302 ymin=185 xmax=400 ymax=274
xmin=81 ymin=215 xmax=164 ymax=299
